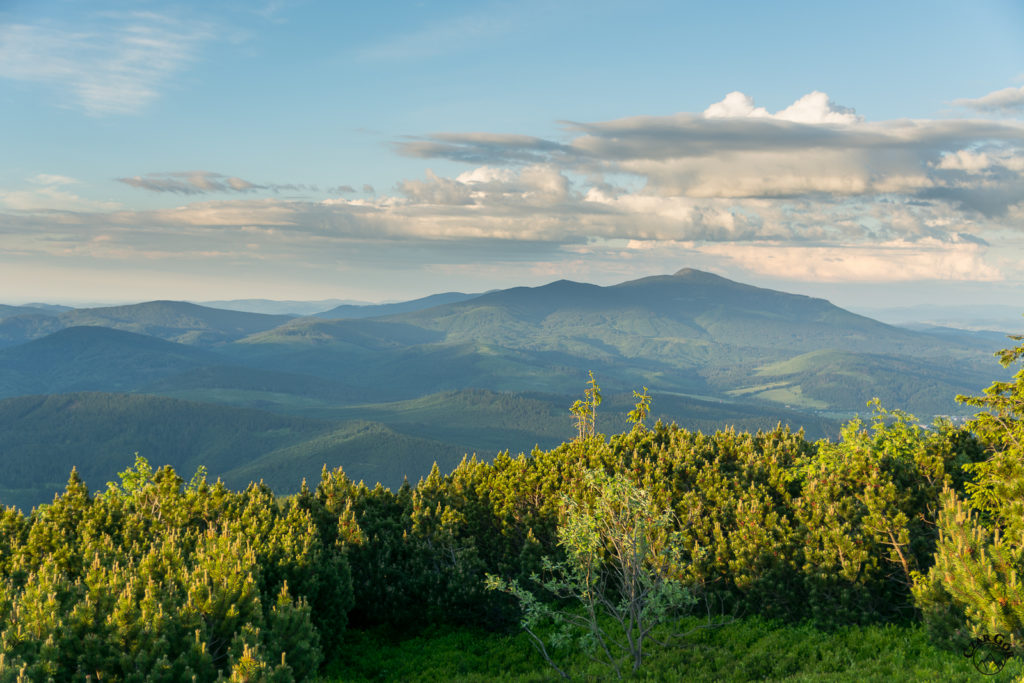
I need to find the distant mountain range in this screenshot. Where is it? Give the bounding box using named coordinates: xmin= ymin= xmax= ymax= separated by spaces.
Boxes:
xmin=0 ymin=301 xmax=293 ymax=347
xmin=0 ymin=268 xmax=1014 ymax=510
xmin=198 ymin=298 xmax=364 ymax=316
xmin=853 ymin=304 xmax=1024 ymax=334
xmin=313 ymin=291 xmax=481 ymax=319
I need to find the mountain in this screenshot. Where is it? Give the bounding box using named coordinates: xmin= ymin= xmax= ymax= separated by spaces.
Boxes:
xmin=391 ymin=269 xmax=939 ymax=357
xmin=0 ymin=313 xmax=65 ymax=347
xmin=0 ymin=304 xmax=63 ymax=320
xmin=198 ymin=298 xmax=362 ymax=316
xmin=227 ymin=268 xmax=997 ymax=417
xmin=0 ymin=327 xmax=223 ymax=397
xmin=313 ymin=291 xmax=480 ymax=319
xmin=60 ymin=301 xmax=294 ymax=345
xmin=0 ymin=268 xmax=1004 ymax=508
xmin=0 ymin=300 xmax=294 ymax=348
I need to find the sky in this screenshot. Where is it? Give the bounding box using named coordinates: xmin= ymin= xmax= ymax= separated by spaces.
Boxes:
xmin=2 ymin=0 xmax=1024 ymax=311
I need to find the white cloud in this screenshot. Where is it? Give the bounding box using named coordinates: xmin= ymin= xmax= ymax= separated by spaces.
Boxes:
xmin=953 ymin=85 xmax=1024 ymax=114
xmin=774 ymin=91 xmax=862 ymax=125
xmin=934 ymin=148 xmax=1024 ymax=174
xmin=703 ymin=91 xmax=770 ymax=118
xmin=697 ymin=238 xmax=1002 ymax=282
xmin=0 ymin=13 xmax=211 ymax=115
xmin=704 ymin=90 xmax=860 ymax=125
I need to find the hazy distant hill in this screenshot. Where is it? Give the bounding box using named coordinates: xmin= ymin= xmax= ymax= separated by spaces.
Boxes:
xmin=61 ymin=301 xmax=294 ymax=345
xmin=198 ymin=298 xmax=359 ymax=316
xmin=0 ymin=314 xmax=65 ymax=347
xmin=0 ymin=327 xmax=223 ymax=397
xmin=0 ymin=300 xmax=294 ymax=347
xmin=313 ymin=291 xmax=480 ymax=319
xmin=0 ymin=304 xmax=63 ymax=320
xmin=392 ymin=269 xmax=940 ymax=357
xmin=856 ymin=303 xmax=1024 ymax=333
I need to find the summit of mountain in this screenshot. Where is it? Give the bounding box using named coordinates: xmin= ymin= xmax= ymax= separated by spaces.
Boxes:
xmin=382 ymin=267 xmax=929 ymax=357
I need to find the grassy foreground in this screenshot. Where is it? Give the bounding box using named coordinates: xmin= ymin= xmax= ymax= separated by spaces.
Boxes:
xmin=326 ymin=615 xmax=1024 ymax=682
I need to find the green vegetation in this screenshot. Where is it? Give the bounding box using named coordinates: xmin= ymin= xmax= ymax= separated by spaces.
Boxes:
xmin=486 ymin=469 xmax=696 ymax=678
xmin=328 ymin=617 xmax=1020 ymax=681
xmin=1 ymin=321 xmax=1023 ymax=679
xmin=0 ymin=457 xmax=352 ymax=680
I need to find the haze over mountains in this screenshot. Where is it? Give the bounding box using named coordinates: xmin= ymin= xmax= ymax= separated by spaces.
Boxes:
xmin=0 ymin=268 xmax=1015 ymax=511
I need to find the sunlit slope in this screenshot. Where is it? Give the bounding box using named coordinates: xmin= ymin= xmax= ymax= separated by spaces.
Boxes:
xmin=726 ymin=349 xmax=991 ymax=414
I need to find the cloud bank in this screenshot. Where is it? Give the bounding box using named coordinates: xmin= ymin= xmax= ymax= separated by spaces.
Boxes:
xmin=4 ymin=90 xmax=1024 ymax=287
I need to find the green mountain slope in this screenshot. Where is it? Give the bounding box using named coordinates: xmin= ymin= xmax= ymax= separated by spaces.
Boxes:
xmin=0 ymin=393 xmax=471 ymax=511
xmin=226 ymin=268 xmax=996 ymax=417
xmin=221 ymin=421 xmax=465 ymax=493
xmin=0 ymin=327 xmax=224 ymax=397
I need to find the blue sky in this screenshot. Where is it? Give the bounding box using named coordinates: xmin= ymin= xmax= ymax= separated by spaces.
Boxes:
xmin=2 ymin=0 xmax=1024 ymax=311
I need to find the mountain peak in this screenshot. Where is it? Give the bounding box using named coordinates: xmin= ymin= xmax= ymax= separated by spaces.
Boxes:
xmin=672 ymin=268 xmax=728 ymax=281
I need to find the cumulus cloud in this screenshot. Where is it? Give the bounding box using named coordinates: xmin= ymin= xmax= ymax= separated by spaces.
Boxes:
xmin=953 ymin=85 xmax=1024 ymax=114
xmin=704 ymin=90 xmax=861 ymax=125
xmin=0 ymin=13 xmax=212 ymax=115
xmin=392 ymin=90 xmax=1024 ymax=222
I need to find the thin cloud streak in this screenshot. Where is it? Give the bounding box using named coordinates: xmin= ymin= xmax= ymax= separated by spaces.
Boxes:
xmin=0 ymin=12 xmax=212 ymax=115
xmin=117 ymin=171 xmax=318 ymax=195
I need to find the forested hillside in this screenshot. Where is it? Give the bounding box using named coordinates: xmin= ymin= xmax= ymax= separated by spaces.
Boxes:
xmin=0 ymin=389 xmax=840 ymax=511
xmin=1 ymin=336 xmax=1021 ymax=680
xmin=0 ymin=271 xmax=1006 ymax=421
